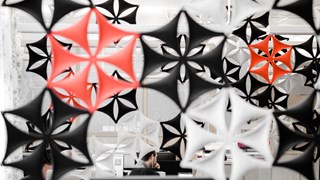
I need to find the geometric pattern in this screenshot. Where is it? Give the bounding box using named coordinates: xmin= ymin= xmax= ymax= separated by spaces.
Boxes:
xmin=2 ymin=0 xmax=320 ymax=179
xmin=249 ymin=35 xmax=293 ymax=84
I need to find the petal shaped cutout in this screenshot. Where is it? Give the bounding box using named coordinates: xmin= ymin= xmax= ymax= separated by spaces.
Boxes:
xmin=250 ymin=35 xmax=270 ymax=56
xmin=229 ymin=89 xmax=271 ymax=132
xmin=2 ymin=88 xmax=92 ymax=180
xmin=248 ymin=47 xmax=268 ymax=70
xmin=182 ymin=145 xmax=227 ymax=180
xmin=118 ymin=8 xmax=138 ymax=24
xmin=6 ymin=89 xmax=45 ymax=129
xmin=271 ymin=35 xmax=292 ymax=57
xmin=252 ymin=12 xmax=270 ymax=27
xmin=52 ymin=9 xmax=92 ymax=54
xmin=89 ymin=135 xmax=115 ymax=158
xmin=270 ymin=63 xmax=291 ymax=84
xmin=189 ymin=38 xmax=226 ymax=80
xmin=232 ymin=0 xmax=272 ymax=27
xmin=230 ymin=144 xmax=271 ymax=180
xmin=249 ymin=22 xmax=268 ymax=44
xmin=96 ymin=153 xmax=116 ymax=174
xmin=187 ymin=88 xmax=228 ymax=133
xmin=51 ymin=145 xmax=92 ymax=180
xmin=160 ymin=113 xmax=186 ymax=159
xmin=186 ymin=67 xmax=225 ymax=109
xmin=275 ymin=143 xmax=315 ymax=180
xmin=274 ymin=0 xmax=316 ymax=32
xmin=139 ymin=38 xmax=177 ymax=82
xmin=272 ymin=116 xmax=309 ymax=160
xmin=26 ymin=35 xmax=49 ymax=60
xmin=274 ymin=48 xmax=293 ymax=70
xmin=249 ymin=61 xmax=270 ymax=83
xmin=98 ymin=35 xmax=139 ymax=83
xmin=48 ymin=35 xmax=87 ymax=81
xmin=119 ymin=89 xmax=138 ymax=109
xmin=142 ymin=65 xmax=181 ymax=109
xmin=98 ymin=99 xmax=117 ymax=122
xmin=143 ymin=11 xmax=181 ymax=54
xmin=3 ymin=145 xmax=45 ymax=180
xmin=275 ymin=90 xmax=317 ymax=135
xmin=50 ymin=0 xmax=86 ymax=29
xmin=94 ymin=8 xmax=136 ymax=55
xmin=116 ymin=99 xmax=136 ymax=121
xmin=97 ymin=0 xmax=115 ymax=17
xmin=96 ymin=65 xmax=138 ymax=109
xmin=233 ymin=22 xmax=250 ymax=44
xmin=1 ymin=113 xmax=41 ymax=161
xmin=50 ymin=89 xmax=88 ymax=130
xmin=26 ymin=57 xmax=50 ymax=80
xmin=185 ymin=11 xmax=224 ymax=52
xmin=53 ymin=116 xmax=92 ymax=161
xmin=118 ymin=0 xmax=138 ymax=16
xmin=237 ymin=119 xmax=274 ymax=162
xmin=182 ymin=115 xmax=219 ymax=162
xmin=50 ymin=65 xmax=93 ymax=110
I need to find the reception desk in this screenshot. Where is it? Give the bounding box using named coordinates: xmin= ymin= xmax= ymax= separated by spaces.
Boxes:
xmin=45 ymin=150 xmax=319 ymax=180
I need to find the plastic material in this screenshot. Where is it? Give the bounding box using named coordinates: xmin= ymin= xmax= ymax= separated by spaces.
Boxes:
xmin=98 ymin=0 xmax=139 ymax=24
xmin=249 ymin=35 xmax=293 ymax=84
xmin=98 ymin=71 xmax=138 ymax=124
xmin=160 ymin=113 xmax=187 ymax=160
xmin=183 ymin=88 xmax=273 ymax=180
xmin=116 ymin=112 xmax=160 ymax=161
xmin=273 ymin=90 xmax=320 ymax=180
xmin=1 ymin=89 xmax=92 ymax=180
xmin=293 ymin=36 xmax=320 ymax=87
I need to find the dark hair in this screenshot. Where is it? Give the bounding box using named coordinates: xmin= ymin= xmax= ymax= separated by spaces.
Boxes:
xmin=129 ymin=168 xmax=159 ymax=176
xmin=141 ymin=151 xmax=156 ymax=161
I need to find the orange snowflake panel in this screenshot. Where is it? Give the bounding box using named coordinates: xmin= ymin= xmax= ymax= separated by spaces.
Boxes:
xmin=248 ymin=34 xmax=293 ymax=84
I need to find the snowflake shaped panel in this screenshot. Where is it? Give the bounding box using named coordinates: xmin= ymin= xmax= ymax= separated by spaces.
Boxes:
xmin=26 ymin=35 xmax=72 ymax=80
xmin=98 ymin=0 xmax=139 ymax=24
xmin=141 ymin=10 xmax=226 ymax=110
xmin=98 ymin=70 xmax=138 ymax=124
xmin=182 ymin=88 xmax=274 ymax=180
xmin=293 ymin=35 xmax=320 ymax=87
xmin=249 ymin=34 xmax=293 ymax=84
xmin=47 ymin=7 xmax=139 ymax=112
xmin=1 ymin=88 xmax=92 ymax=180
xmin=116 ymin=112 xmax=160 ymax=161
xmin=273 ymin=90 xmax=320 ymax=180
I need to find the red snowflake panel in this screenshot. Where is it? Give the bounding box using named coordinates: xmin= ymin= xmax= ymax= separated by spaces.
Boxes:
xmin=248 ymin=34 xmax=293 ymax=84
xmin=46 ymin=7 xmax=140 ymax=112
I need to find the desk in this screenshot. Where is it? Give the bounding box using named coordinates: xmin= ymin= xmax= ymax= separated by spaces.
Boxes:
xmin=157 ymin=160 xmax=192 ymax=175
xmin=92 ymin=176 xmax=213 ymax=180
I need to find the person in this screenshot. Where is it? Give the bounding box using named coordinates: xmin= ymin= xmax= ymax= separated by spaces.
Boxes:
xmin=135 ymin=151 xmax=160 ymax=169
xmin=42 ymin=149 xmax=53 ymax=179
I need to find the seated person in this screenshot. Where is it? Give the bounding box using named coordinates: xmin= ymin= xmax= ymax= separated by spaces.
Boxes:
xmin=42 ymin=149 xmax=52 ymax=179
xmin=135 ymin=151 xmax=160 ymax=169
